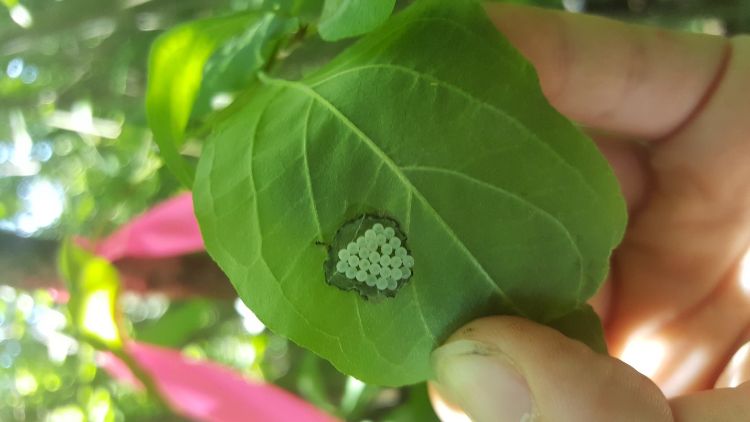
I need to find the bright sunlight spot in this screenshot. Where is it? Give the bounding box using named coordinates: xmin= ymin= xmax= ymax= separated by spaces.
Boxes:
xmin=340 ymin=376 xmax=367 ymax=414
xmin=45 ymin=108 xmax=122 ymax=139
xmin=210 ymin=93 xmax=234 ymax=110
xmin=10 ymin=5 xmax=33 ymax=28
xmin=660 ymin=349 xmax=708 ymax=397
xmin=15 ymin=369 xmax=39 ymax=396
xmin=234 ymin=298 xmax=266 ymax=335
xmin=7 ymin=109 xmax=40 ymax=177
xmin=726 ymin=342 xmax=750 ymax=388
xmin=45 ymin=405 xmax=85 ymax=422
xmin=740 ymin=247 xmax=750 ymax=295
xmin=15 ymin=179 xmax=65 ymax=235
xmin=82 ymin=291 xmax=120 ymax=345
xmin=563 ymin=0 xmax=585 ymax=13
xmin=431 ymin=394 xmax=472 ymax=422
xmin=619 ymin=336 xmax=667 ymax=378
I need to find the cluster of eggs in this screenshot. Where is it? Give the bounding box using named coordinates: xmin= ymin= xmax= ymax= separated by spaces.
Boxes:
xmin=335 ymin=223 xmax=414 ymax=291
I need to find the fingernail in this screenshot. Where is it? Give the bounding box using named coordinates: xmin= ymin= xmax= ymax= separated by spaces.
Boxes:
xmin=432 ymin=340 xmax=533 ymax=422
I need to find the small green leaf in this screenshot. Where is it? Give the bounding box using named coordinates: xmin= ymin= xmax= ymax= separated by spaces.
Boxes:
xmin=146 ymin=12 xmax=296 ymax=186
xmin=318 ymin=0 xmax=396 ymax=41
xmin=547 ymin=304 xmax=608 ymax=354
xmin=193 ymin=13 xmax=299 ymax=117
xmin=59 ymin=240 xmax=123 ymax=350
xmin=194 ymin=0 xmax=626 ymax=385
xmin=58 ymin=243 xmax=172 ymax=408
xmin=381 ymin=384 xmax=439 ymax=422
xmin=262 ymin=0 xmax=324 ymax=20
xmin=133 ymin=299 xmax=218 ymax=348
xmin=487 ymin=0 xmax=563 ymax=8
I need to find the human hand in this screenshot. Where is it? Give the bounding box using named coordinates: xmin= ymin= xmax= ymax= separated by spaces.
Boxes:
xmin=429 ymin=4 xmax=750 ymax=421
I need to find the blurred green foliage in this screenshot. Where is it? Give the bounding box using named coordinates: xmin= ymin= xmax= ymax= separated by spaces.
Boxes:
xmin=0 ymin=282 xmax=440 ymax=420
xmin=1 ymin=0 xmax=748 ymax=420
xmin=145 ymin=9 xmax=299 ymax=186
xmin=0 ymin=287 xmax=171 ymax=421
xmin=59 ymin=242 xmax=123 ymax=350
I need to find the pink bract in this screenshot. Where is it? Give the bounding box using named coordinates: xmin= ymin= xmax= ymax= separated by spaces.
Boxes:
xmin=99 ymin=342 xmax=339 ymax=422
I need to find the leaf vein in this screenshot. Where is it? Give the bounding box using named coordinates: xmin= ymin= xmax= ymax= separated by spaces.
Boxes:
xmin=302 ymin=98 xmax=324 ymax=242
xmin=401 ymin=164 xmax=584 ymax=295
xmin=410 ymin=282 xmax=438 ymax=343
xmin=352 ymin=296 xmax=405 ymax=367
xmin=309 ymin=63 xmax=600 ymax=211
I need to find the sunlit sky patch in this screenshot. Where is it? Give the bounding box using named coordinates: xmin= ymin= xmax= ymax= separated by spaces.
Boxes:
xmin=6 ymin=58 xmax=24 ymax=78
xmin=0 ymin=177 xmax=66 ymax=236
xmin=0 ymin=116 xmax=66 ymax=233
xmin=5 ymin=57 xmax=38 ymax=84
xmin=234 ymin=298 xmax=266 ymax=335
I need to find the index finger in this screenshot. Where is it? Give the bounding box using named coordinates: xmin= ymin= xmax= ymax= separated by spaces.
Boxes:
xmin=485 ymin=3 xmax=730 ymax=141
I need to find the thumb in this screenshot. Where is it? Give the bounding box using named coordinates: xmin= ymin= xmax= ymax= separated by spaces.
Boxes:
xmin=430 ymin=316 xmax=672 ymax=422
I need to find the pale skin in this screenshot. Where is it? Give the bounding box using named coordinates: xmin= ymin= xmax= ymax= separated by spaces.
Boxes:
xmin=429 ymin=3 xmax=750 ymax=421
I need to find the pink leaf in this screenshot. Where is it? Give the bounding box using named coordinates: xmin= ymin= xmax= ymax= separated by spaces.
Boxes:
xmin=99 ymin=342 xmax=339 ymax=422
xmin=96 ymin=193 xmax=204 ymax=261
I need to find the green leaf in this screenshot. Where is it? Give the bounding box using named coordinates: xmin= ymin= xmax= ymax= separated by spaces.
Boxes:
xmin=146 ymin=12 xmax=296 ymax=186
xmin=193 ymin=14 xmax=300 ymax=118
xmin=133 ymin=299 xmax=218 ymax=348
xmin=547 ymin=304 xmax=608 ymax=354
xmin=487 ymin=0 xmax=562 ymax=8
xmin=381 ymin=384 xmax=439 ymax=422
xmin=262 ymin=0 xmax=324 ymax=20
xmin=59 ymin=240 xmax=123 ymax=350
xmin=295 ymin=353 xmax=340 ymax=414
xmin=1 ymin=0 xmax=19 ymax=9
xmin=318 ymin=0 xmax=396 ymax=41
xmin=194 ymin=0 xmax=626 ymax=386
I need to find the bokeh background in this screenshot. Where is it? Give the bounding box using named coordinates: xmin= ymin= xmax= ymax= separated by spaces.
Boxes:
xmin=1 ymin=0 xmax=748 ymax=421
